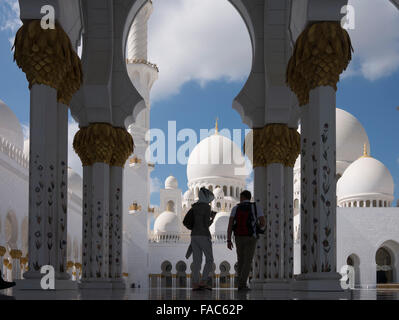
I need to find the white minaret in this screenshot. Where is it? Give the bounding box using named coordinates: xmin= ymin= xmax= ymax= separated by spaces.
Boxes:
xmin=123 ymin=0 xmax=158 ymax=289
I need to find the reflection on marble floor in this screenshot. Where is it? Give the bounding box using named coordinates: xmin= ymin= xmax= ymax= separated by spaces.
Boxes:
xmin=2 ymin=288 xmax=399 ymax=300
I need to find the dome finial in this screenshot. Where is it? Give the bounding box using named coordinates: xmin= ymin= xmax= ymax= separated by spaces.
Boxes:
xmin=215 ymin=117 xmax=219 ymax=135
xmin=361 ymin=143 xmax=370 ymax=158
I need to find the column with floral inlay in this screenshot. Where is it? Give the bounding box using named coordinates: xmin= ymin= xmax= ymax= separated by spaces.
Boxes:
xmin=286 ymin=21 xmax=353 ymax=291
xmin=13 ymin=20 xmax=82 ymax=288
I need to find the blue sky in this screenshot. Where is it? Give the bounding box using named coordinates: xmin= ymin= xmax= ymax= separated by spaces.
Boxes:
xmin=0 ymin=0 xmax=398 ymax=207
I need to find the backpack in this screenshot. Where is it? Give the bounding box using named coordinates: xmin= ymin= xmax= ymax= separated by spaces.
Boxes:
xmin=183 ymin=208 xmax=194 ymax=230
xmin=233 ymin=202 xmax=264 ymax=237
xmin=232 ymin=202 xmax=255 ymax=236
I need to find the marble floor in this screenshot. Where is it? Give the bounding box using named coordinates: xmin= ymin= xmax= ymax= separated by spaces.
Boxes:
xmin=1 ymin=287 xmax=399 ymax=300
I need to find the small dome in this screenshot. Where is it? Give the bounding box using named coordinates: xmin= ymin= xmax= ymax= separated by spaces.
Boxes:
xmin=337 ymin=156 xmax=394 ymax=206
xmin=68 ymin=168 xmax=83 ymax=197
xmin=183 ymin=189 xmax=194 ymax=201
xmin=165 ymin=175 xmax=178 ymax=189
xmin=187 ymin=133 xmax=246 ymax=183
xmin=0 ymin=99 xmax=24 ymax=150
xmin=210 ymin=211 xmax=230 ymax=235
xmin=214 ymin=187 xmax=224 ymax=199
xmin=153 ymin=210 xmax=179 ymax=235
xmin=336 ymin=108 xmax=370 ymax=175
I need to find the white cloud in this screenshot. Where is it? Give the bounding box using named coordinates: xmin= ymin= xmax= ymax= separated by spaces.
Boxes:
xmin=0 ymin=0 xmax=21 ymax=46
xmin=147 ymin=0 xmax=252 ymax=102
xmin=246 ymin=178 xmax=254 ymax=195
xmin=150 ymin=176 xmax=162 ymax=194
xmin=343 ymin=0 xmax=399 ymax=80
xmin=21 ymin=123 xmax=29 ymax=140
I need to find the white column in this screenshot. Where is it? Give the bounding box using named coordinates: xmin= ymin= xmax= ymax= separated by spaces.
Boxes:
xmin=80 ymin=163 xmax=112 ymax=288
xmin=81 ymin=166 xmax=92 ymax=280
xmin=264 ymin=163 xmax=286 ymax=287
xmin=24 ymin=85 xmax=70 ymax=285
xmin=299 ymin=105 xmax=312 ymax=275
xmin=294 ymin=86 xmax=342 ymax=291
xmin=109 ymin=166 xmax=125 ymax=288
xmin=251 ymin=166 xmax=267 ymax=289
xmin=11 ymin=251 xmax=22 ymax=280
xmin=284 ymin=166 xmax=294 ymax=280
xmin=56 ymin=103 xmax=69 ymax=279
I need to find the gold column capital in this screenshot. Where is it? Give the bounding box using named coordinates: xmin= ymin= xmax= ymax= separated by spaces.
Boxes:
xmin=67 ymin=261 xmax=74 ymax=269
xmin=263 ymin=124 xmax=291 ymax=166
xmin=0 ymin=246 xmax=6 ymax=256
xmin=13 ymin=20 xmax=83 ymax=105
xmin=74 ymin=262 xmax=82 ymax=270
xmin=9 ymin=249 xmax=22 ymax=259
xmin=73 ymin=124 xmax=134 ymax=167
xmin=246 ymin=125 xmax=300 ymax=167
xmin=244 ymin=128 xmax=267 ymax=168
xmin=286 ymin=21 xmax=353 ymax=106
xmin=110 ymin=128 xmax=134 ymax=167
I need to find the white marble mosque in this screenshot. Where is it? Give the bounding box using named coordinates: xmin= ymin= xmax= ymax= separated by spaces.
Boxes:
xmin=1 ymin=0 xmax=399 ymax=299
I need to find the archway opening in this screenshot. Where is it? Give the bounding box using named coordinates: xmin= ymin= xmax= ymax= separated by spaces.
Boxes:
xmin=346 ymin=254 xmax=360 ymax=287
xmin=376 ymin=247 xmax=394 ymax=284
xmin=176 ymin=260 xmax=187 ymax=288
xmin=219 ymin=261 xmax=231 ymax=288
xmin=161 ymin=260 xmax=173 ymax=288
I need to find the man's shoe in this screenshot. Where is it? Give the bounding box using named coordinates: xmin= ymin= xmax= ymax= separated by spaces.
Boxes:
xmin=199 ymin=284 xmax=212 ymax=291
xmin=237 ymin=286 xmax=251 ymax=291
xmin=0 ymin=279 xmax=16 ymax=290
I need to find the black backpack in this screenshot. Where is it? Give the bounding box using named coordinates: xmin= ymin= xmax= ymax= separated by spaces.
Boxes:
xmin=183 ymin=208 xmax=194 ymax=230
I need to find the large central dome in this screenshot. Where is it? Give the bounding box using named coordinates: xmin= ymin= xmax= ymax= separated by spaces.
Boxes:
xmin=187 ymin=133 xmax=246 ymax=183
xmin=336 ymin=108 xmax=370 ymax=175
xmin=0 ymin=99 xmax=24 ymax=150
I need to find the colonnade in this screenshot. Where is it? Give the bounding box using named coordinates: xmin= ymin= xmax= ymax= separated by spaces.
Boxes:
xmin=249 ymin=21 xmax=352 ymax=291
xmin=10 ymin=2 xmax=354 ymax=293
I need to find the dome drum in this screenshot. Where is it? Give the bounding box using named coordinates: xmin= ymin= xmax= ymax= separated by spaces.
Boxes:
xmin=337 ymin=156 xmax=394 ymax=208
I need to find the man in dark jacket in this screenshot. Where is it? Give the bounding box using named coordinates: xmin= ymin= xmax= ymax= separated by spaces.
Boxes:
xmin=187 ymin=187 xmax=216 ymax=290
xmin=227 ymin=190 xmax=265 ymax=291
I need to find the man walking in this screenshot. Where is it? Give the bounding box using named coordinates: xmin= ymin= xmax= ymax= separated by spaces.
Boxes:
xmin=227 ymin=190 xmax=265 ymax=291
xmin=184 ymin=187 xmax=216 ymax=291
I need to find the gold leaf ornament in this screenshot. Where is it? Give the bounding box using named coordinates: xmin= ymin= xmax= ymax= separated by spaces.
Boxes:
xmin=245 ymin=125 xmax=301 ymax=167
xmin=13 ymin=20 xmax=83 ymax=105
xmin=286 ymin=22 xmax=353 ymax=106
xmin=73 ymin=124 xmax=134 ymax=167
